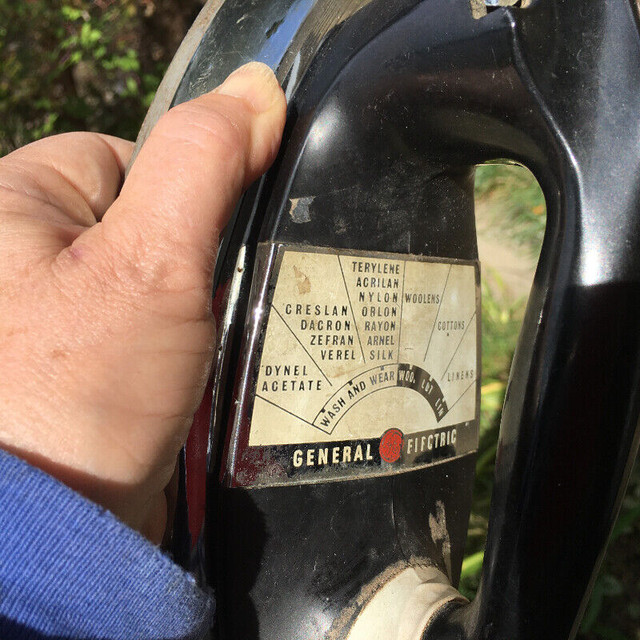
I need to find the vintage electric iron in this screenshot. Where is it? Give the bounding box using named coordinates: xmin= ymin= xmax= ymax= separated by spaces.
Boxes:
xmin=134 ymin=0 xmax=640 ymax=638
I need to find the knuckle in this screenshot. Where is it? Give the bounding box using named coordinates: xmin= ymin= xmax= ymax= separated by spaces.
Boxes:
xmin=159 ymin=98 xmax=251 ymax=168
xmin=58 ymin=226 xmax=212 ymax=319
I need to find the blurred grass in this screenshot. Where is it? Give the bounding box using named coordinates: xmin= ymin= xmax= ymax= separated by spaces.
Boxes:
xmin=0 ymin=0 xmax=202 ymax=154
xmin=468 ymin=165 xmax=640 ymax=640
xmin=475 ymin=163 xmax=546 ymax=254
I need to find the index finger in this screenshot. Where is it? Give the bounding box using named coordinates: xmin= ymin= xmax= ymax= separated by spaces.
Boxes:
xmin=1 ymin=133 xmax=133 ymax=225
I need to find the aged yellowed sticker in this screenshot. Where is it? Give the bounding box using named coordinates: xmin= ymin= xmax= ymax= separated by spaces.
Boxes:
xmin=249 ymin=246 xmax=478 ymax=451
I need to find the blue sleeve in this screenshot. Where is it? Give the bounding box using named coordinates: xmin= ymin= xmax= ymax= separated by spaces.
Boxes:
xmin=0 ymin=448 xmax=215 ymax=640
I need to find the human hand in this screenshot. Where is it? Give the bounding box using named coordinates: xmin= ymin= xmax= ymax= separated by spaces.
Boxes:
xmin=0 ymin=62 xmax=286 ymax=543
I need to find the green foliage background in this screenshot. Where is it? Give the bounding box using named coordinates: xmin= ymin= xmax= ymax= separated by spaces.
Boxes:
xmin=1 ymin=3 xmax=639 ymax=639
xmin=0 ymin=0 xmax=201 ymax=154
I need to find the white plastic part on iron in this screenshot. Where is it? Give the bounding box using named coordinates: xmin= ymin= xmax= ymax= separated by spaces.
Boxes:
xmin=346 ymin=565 xmax=466 ymax=640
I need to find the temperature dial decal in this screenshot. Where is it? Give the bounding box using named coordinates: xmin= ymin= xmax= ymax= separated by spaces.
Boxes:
xmin=247 ymin=245 xmax=479 ymax=479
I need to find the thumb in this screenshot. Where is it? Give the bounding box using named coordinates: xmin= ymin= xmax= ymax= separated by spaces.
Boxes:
xmin=71 ymin=62 xmax=286 ymax=296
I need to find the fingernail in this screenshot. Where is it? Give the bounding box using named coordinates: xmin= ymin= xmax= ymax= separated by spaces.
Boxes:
xmin=215 ymin=62 xmax=282 ymax=113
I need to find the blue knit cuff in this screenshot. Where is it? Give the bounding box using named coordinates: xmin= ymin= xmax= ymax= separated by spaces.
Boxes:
xmin=0 ymin=448 xmax=214 ymax=640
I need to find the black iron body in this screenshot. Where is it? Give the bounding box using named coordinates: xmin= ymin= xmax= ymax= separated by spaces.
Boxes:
xmin=137 ymin=1 xmax=640 ymax=639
